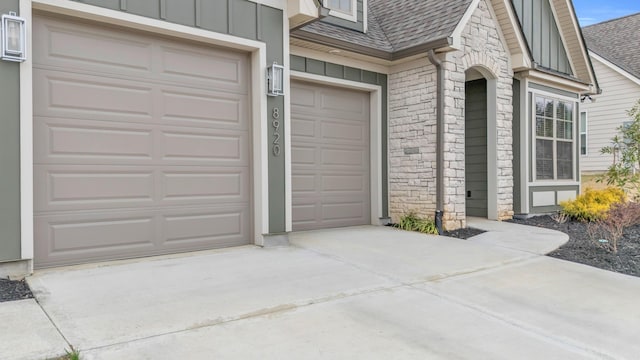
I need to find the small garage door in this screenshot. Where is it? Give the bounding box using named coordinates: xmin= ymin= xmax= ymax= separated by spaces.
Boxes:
xmin=33 ymin=16 xmax=252 ymax=267
xmin=291 ymin=81 xmax=370 ymax=231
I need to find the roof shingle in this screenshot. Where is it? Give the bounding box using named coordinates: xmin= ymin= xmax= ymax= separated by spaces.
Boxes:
xmin=294 ymin=0 xmax=474 ymax=59
xmin=582 ymin=13 xmax=640 ymax=79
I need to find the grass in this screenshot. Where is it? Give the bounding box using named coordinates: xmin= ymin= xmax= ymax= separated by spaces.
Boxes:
xmin=394 ymin=212 xmax=439 ymax=235
xmin=56 ymin=347 xmax=80 ymax=360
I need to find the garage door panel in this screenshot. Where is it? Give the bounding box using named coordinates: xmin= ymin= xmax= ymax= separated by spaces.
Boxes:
xmin=34 ymin=166 xmax=156 ymax=212
xmin=160 ymin=130 xmax=248 ymax=165
xmin=322 ymin=174 xmax=366 ymax=192
xmin=34 ymin=117 xmax=154 ymax=164
xmin=322 ymin=148 xmax=367 ymax=167
xmin=291 ymin=81 xmax=370 ymax=231
xmin=159 ymin=45 xmax=248 ymax=93
xmin=34 ymin=213 xmax=157 ymax=268
xmin=321 ymin=120 xmax=366 ymax=143
xmin=160 ymin=90 xmax=247 ymax=129
xmin=33 ymin=19 xmax=153 ymax=75
xmin=34 ymin=69 xmax=155 ymax=123
xmin=162 ymin=207 xmax=249 ymax=246
xmin=161 ymin=170 xmax=249 ymax=203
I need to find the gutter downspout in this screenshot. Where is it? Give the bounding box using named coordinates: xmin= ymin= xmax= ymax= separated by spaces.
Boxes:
xmin=427 ymin=50 xmax=445 ymax=234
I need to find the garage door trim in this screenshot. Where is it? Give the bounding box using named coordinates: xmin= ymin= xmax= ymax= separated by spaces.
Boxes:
xmin=288 ymin=70 xmax=384 ymax=230
xmin=20 ymin=1 xmax=273 ymax=266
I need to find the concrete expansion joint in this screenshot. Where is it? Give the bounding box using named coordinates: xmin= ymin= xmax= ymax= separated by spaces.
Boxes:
xmin=411 ymin=284 xmax=619 ymax=360
xmin=32 ymin=296 xmax=76 ymax=356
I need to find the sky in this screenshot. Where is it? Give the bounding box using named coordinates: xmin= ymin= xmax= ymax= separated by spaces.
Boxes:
xmin=573 ymin=0 xmax=640 ymax=26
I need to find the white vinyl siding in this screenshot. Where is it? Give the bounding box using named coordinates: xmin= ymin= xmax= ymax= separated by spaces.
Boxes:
xmin=534 ymin=94 xmax=576 ymax=181
xmin=581 ymin=56 xmax=640 ymax=172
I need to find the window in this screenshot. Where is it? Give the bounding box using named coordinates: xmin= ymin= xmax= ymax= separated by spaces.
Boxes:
xmin=535 ymin=95 xmax=575 ymax=180
xmin=323 ymin=0 xmax=357 ymax=21
xmin=580 ymin=111 xmax=587 ymax=155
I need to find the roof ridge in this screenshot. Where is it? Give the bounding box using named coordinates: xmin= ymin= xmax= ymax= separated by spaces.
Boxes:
xmin=582 ymin=11 xmax=640 ymax=29
xmin=367 ymin=0 xmax=396 ymax=52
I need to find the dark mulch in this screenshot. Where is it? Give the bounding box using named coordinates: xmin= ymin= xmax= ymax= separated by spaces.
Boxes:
xmin=0 ymin=278 xmax=34 ymax=302
xmin=508 ymin=215 xmax=640 ymax=277
xmin=443 ymin=227 xmax=486 ymax=239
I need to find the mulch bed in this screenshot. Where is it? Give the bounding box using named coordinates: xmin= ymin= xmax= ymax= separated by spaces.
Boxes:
xmin=0 ymin=278 xmax=34 ymax=303
xmin=443 ymin=227 xmax=486 ymax=239
xmin=508 ymin=215 xmax=640 ymax=277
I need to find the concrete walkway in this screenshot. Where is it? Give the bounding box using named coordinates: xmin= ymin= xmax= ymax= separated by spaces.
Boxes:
xmin=2 ymin=221 xmax=638 ymax=359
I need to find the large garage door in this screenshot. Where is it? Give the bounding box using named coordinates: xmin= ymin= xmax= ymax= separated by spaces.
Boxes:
xmin=291 ymin=81 xmax=370 ymax=231
xmin=33 ymin=16 xmax=252 ymax=267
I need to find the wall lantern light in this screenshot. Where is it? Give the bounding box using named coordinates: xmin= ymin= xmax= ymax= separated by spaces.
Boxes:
xmin=1 ymin=12 xmax=26 ymax=62
xmin=267 ymin=62 xmax=284 ymax=96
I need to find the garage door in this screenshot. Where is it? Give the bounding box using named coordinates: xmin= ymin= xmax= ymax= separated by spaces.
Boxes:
xmin=291 ymin=81 xmax=370 ymax=231
xmin=33 ymin=16 xmax=252 ymax=267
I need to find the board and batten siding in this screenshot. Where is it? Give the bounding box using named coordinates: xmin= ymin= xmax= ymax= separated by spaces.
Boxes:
xmin=581 ymin=56 xmax=640 ymax=173
xmin=0 ymin=0 xmax=21 ymax=262
xmin=511 ymin=0 xmax=572 ymax=75
xmin=70 ymin=0 xmax=287 ymax=234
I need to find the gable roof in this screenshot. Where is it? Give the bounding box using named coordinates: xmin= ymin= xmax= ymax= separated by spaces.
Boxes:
xmin=292 ymin=0 xmax=474 ymax=60
xmin=582 ymin=12 xmax=640 ymax=80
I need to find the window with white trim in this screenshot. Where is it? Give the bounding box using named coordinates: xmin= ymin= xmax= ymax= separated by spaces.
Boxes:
xmin=580 ymin=111 xmax=587 ymax=155
xmin=535 ymin=95 xmax=576 ymax=180
xmin=323 ymin=0 xmax=357 ymax=21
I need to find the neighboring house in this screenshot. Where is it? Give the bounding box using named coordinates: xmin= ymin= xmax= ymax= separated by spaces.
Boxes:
xmin=0 ymin=0 xmax=597 ymax=275
xmin=580 ymin=13 xmax=640 ymax=173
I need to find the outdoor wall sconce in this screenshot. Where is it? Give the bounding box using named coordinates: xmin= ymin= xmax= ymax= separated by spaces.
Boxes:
xmin=1 ymin=12 xmax=26 ymax=62
xmin=267 ymin=62 xmax=285 ymax=96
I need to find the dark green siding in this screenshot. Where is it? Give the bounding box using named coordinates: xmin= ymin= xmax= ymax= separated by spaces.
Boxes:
xmin=512 ymin=79 xmax=522 ymax=214
xmin=0 ymin=0 xmax=21 ymax=261
xmin=512 ymin=0 xmax=572 ymax=75
xmin=321 ymin=0 xmax=365 ymax=32
xmin=73 ymin=0 xmax=287 ymax=233
xmin=290 ymin=55 xmax=389 ymax=218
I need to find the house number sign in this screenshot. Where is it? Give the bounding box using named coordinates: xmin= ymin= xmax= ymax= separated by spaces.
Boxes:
xmin=272 ymin=107 xmax=281 ymax=156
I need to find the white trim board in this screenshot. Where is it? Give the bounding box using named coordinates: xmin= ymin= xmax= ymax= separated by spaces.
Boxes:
xmin=24 ymin=0 xmax=271 ymax=258
xmin=290 ymin=70 xmax=385 ymax=225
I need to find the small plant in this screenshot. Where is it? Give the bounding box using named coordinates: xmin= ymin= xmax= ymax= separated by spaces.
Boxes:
xmin=59 ymin=347 xmax=80 ymax=360
xmin=395 ymin=212 xmax=439 ymax=235
xmin=560 ymin=187 xmax=626 ymax=222
xmin=551 ymin=211 xmax=569 ymax=224
xmin=587 ymin=202 xmax=640 ymax=253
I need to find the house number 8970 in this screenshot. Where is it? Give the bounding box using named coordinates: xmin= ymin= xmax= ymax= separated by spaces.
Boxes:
xmin=272 ymin=107 xmax=281 ymax=156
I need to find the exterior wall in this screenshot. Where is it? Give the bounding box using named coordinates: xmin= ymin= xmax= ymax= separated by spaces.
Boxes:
xmin=388 ymin=0 xmax=514 ymax=229
xmin=581 ymin=57 xmax=640 ymax=173
xmin=290 ymin=55 xmax=389 ymax=218
xmin=512 ymin=0 xmax=572 ymax=75
xmin=0 ymin=0 xmax=22 ymax=262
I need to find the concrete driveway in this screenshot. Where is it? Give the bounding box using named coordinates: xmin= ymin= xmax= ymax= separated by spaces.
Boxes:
xmin=6 ymin=222 xmax=640 ymax=359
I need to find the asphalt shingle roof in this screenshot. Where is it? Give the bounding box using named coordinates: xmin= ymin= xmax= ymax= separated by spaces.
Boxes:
xmin=582 ymin=13 xmax=640 ymax=79
xmin=294 ymin=0 xmax=474 ymax=58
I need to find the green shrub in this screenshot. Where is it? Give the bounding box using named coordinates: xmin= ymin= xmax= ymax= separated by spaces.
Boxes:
xmin=560 ymin=187 xmax=626 ymax=222
xmin=395 ymin=212 xmax=439 ymax=235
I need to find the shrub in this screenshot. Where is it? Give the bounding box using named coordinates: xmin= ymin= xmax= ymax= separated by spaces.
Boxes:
xmin=560 ymin=187 xmax=626 ymax=222
xmin=587 ymin=201 xmax=640 ymax=253
xmin=395 ymin=212 xmax=439 ymax=235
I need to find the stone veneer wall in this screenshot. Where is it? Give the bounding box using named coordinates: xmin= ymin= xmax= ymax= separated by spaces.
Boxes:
xmin=388 ymin=0 xmax=514 ymax=229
